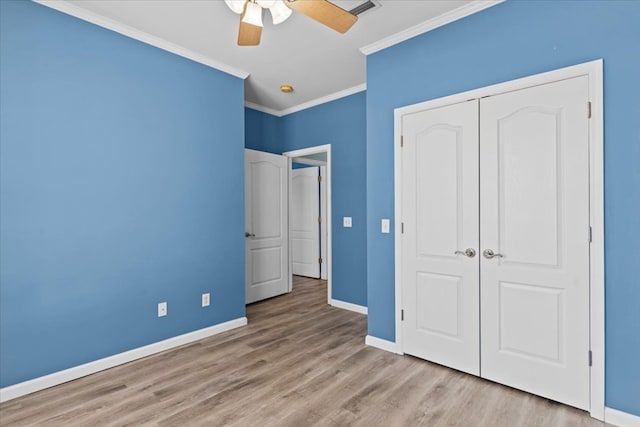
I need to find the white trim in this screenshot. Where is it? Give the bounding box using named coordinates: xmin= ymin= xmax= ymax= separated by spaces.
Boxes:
xmin=0 ymin=317 xmax=247 ymax=403
xmin=393 ymin=93 xmax=404 ymax=358
xmin=587 ymin=60 xmax=606 ymax=422
xmin=287 ymin=156 xmax=294 ymax=293
xmin=330 ymin=299 xmax=368 ymax=315
xmin=605 ymin=407 xmax=640 ymax=427
xmin=283 ymin=145 xmax=332 ymax=305
xmin=33 ymin=0 xmax=249 ymax=79
xmin=359 ymin=1 xmax=503 ymax=56
xmin=365 ymin=335 xmax=403 ymax=354
xmin=244 ymin=102 xmax=283 ymax=117
xmin=279 ymin=84 xmax=366 ymax=116
xmin=393 ymin=59 xmax=605 ymax=419
xmin=320 ymin=165 xmax=328 ymax=281
xmin=246 ymin=84 xmax=367 ymax=117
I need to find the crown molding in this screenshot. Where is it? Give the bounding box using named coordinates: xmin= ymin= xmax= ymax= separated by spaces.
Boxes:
xmin=246 ymin=83 xmax=367 ymax=117
xmin=360 ymin=0 xmax=504 ymax=56
xmin=33 ymin=0 xmax=250 ymax=79
xmin=279 ymin=83 xmax=366 ymax=116
xmin=244 ymin=102 xmax=283 ymax=117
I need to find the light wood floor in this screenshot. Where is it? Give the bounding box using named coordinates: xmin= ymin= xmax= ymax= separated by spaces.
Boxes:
xmin=1 ymin=276 xmax=608 ymax=427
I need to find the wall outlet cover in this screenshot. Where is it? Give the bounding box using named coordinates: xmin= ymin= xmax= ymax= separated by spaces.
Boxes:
xmin=343 ymin=217 xmax=353 ymax=227
xmin=158 ymin=302 xmax=167 ymax=317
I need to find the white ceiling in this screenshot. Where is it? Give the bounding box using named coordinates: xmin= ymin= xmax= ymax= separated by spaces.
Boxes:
xmin=37 ymin=0 xmax=498 ymax=115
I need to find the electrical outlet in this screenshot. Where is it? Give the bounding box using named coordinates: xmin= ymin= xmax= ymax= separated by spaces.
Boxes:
xmin=343 ymin=217 xmax=352 ymax=228
xmin=202 ymin=293 xmax=210 ymax=307
xmin=381 ymin=219 xmax=390 ymax=234
xmin=158 ymin=302 xmax=167 ymax=317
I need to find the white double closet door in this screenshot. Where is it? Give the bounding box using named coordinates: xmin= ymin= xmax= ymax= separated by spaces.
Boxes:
xmin=401 ymin=76 xmax=590 ymax=409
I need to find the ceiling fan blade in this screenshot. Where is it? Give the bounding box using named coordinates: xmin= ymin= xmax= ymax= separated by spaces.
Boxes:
xmin=238 ymin=1 xmax=262 ymax=46
xmin=285 ymin=0 xmax=357 ymax=34
xmin=238 ymin=20 xmax=262 ymax=45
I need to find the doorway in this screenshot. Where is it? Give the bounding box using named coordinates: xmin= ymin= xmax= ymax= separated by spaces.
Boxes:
xmin=284 ymin=145 xmax=332 ymax=304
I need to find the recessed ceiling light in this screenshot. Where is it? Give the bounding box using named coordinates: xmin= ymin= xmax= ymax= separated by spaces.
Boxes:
xmin=280 ymin=84 xmax=294 ymax=93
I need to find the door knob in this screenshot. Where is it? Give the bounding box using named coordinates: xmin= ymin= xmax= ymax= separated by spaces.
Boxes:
xmin=245 ymin=232 xmax=256 ymax=238
xmin=482 ymin=249 xmax=504 ymax=259
xmin=454 ymin=248 xmax=476 ymax=258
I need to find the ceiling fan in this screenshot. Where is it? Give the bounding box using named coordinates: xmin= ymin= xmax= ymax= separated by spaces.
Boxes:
xmin=224 ymin=0 xmax=358 ymax=46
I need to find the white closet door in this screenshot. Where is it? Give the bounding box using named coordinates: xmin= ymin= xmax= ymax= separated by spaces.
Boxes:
xmin=245 ymin=149 xmax=289 ymax=304
xmin=401 ymin=100 xmax=480 ymax=375
xmin=291 ymin=167 xmax=321 ymax=278
xmin=480 ymin=76 xmax=590 ymax=409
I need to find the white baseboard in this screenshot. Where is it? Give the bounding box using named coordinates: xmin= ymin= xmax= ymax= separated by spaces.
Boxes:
xmin=0 ymin=317 xmax=247 ymax=403
xmin=365 ymin=335 xmax=403 ymax=354
xmin=605 ymin=407 xmax=640 ymax=427
xmin=329 ymin=299 xmax=368 ymax=315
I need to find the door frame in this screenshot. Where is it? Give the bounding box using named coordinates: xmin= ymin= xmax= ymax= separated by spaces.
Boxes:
xmin=284 ymin=144 xmax=332 ymax=304
xmin=393 ymin=60 xmax=604 ymax=419
xmin=320 ymin=165 xmax=328 ymax=281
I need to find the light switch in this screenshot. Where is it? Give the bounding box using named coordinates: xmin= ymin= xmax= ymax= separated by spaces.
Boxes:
xmin=381 ymin=219 xmax=390 ymax=233
xmin=343 ymin=217 xmax=352 ymax=228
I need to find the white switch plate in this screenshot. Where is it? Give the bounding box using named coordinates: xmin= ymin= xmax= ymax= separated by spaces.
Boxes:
xmin=202 ymin=293 xmax=210 ymax=307
xmin=343 ymin=217 xmax=352 ymax=228
xmin=381 ymin=219 xmax=390 ymax=234
xmin=158 ymin=302 xmax=167 ymax=317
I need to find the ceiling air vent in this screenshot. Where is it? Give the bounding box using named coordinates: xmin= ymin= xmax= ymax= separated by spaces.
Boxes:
xmin=348 ymin=0 xmax=380 ymax=16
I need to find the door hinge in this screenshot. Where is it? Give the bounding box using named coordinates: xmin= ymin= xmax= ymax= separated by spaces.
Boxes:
xmin=588 ymin=101 xmax=592 ymax=119
xmin=318 ymin=175 xmax=322 ymax=182
xmin=318 ymin=257 xmax=323 ymax=264
xmin=401 ymin=309 xmax=404 ymax=321
xmin=400 ymin=136 xmax=404 ymax=147
xmin=588 ymin=350 xmax=593 ymax=366
xmin=401 ymin=222 xmax=404 ymax=234
xmin=318 ymin=216 xmax=322 ymax=224
xmin=588 ymin=226 xmax=593 ymax=243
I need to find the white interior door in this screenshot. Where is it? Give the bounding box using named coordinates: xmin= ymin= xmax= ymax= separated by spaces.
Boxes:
xmin=480 ymin=76 xmax=591 ymax=409
xmin=401 ymin=100 xmax=480 ymax=376
xmin=245 ymin=149 xmax=289 ymax=304
xmin=291 ymin=166 xmax=321 ymax=278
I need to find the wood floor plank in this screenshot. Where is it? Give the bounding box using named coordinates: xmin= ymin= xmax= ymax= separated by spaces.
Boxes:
xmin=0 ymin=276 xmax=608 ymax=427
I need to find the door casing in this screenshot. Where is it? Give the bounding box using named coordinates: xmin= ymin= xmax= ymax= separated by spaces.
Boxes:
xmin=284 ymin=145 xmax=333 ymax=304
xmin=393 ymin=60 xmax=604 ymax=420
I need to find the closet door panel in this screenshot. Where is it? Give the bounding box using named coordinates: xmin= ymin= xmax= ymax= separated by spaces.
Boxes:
xmin=479 ymin=76 xmax=590 ymax=410
xmin=401 ymin=100 xmax=480 ymax=375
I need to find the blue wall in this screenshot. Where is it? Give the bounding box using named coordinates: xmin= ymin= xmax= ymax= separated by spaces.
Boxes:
xmin=365 ymin=0 xmax=640 ymax=415
xmin=0 ymin=0 xmax=246 ymax=388
xmin=245 ymin=107 xmax=282 ymax=154
xmin=245 ymin=91 xmax=367 ymax=306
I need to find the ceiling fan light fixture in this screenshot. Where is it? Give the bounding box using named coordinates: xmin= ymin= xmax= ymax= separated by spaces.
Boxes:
xmin=269 ymin=0 xmax=292 ymax=25
xmin=224 ymin=0 xmax=245 ymax=14
xmin=242 ymin=1 xmax=264 ymax=27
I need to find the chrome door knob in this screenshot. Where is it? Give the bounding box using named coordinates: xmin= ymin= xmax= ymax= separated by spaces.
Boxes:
xmin=455 ymin=248 xmax=476 ymax=258
xmin=483 ymin=249 xmax=504 ymax=259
